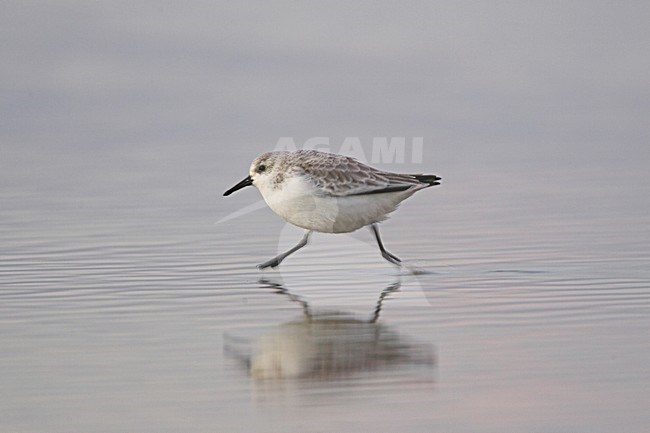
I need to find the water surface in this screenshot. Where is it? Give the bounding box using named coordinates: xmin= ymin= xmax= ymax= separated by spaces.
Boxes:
xmin=1 ymin=146 xmax=649 ymax=432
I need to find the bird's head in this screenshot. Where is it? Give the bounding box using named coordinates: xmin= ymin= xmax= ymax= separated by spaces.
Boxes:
xmin=223 ymin=152 xmax=283 ymax=196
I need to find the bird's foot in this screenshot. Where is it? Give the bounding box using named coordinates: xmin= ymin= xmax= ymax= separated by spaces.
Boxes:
xmin=381 ymin=250 xmax=402 ymax=266
xmin=257 ymin=257 xmax=282 ymax=269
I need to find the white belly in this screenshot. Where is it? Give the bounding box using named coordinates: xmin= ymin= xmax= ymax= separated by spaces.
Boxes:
xmin=259 ymin=177 xmax=413 ymax=233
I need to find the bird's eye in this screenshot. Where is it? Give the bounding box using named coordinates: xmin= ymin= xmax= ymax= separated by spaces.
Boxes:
xmin=258 ymin=164 xmax=267 ymax=172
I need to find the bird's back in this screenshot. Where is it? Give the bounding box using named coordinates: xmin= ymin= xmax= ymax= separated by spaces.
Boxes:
xmin=290 ymin=150 xmax=440 ymax=197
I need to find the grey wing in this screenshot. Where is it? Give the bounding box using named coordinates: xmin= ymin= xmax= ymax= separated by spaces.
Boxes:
xmin=299 ymin=154 xmax=438 ymax=197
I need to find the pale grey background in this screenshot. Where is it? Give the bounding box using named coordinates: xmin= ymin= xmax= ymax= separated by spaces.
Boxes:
xmin=2 ymin=2 xmax=649 ymax=432
xmin=3 ymin=2 xmax=649 ymax=168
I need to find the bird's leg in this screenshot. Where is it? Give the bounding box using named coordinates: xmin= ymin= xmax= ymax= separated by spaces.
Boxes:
xmin=369 ymin=224 xmax=402 ymax=266
xmin=258 ymin=230 xmax=312 ymax=269
xmin=370 ymin=280 xmax=402 ymax=323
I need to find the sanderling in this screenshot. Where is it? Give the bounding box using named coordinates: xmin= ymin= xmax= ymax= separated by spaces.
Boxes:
xmin=223 ymin=149 xmax=441 ymax=269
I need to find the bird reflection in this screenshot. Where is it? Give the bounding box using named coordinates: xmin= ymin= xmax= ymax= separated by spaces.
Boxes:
xmin=229 ymin=279 xmax=434 ymax=380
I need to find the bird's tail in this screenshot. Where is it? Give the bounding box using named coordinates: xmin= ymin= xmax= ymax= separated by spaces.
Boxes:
xmin=413 ymin=174 xmax=442 ymax=186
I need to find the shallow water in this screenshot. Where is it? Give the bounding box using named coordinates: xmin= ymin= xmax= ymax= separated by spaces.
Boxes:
xmin=1 ymin=145 xmax=649 ymax=432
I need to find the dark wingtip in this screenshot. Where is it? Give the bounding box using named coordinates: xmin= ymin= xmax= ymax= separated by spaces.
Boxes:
xmin=414 ymin=174 xmax=442 ymax=186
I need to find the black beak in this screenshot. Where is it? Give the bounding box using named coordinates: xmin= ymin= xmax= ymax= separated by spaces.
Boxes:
xmin=223 ymin=175 xmax=253 ymax=196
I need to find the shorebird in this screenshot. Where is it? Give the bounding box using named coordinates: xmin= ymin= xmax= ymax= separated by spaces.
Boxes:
xmin=223 ymin=150 xmax=440 ymax=269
